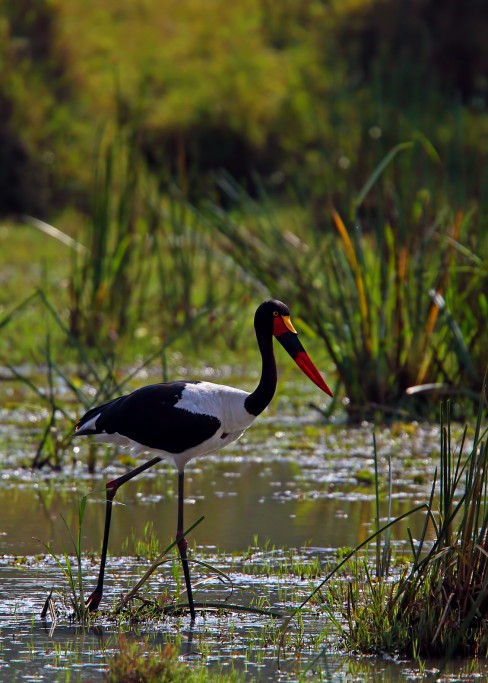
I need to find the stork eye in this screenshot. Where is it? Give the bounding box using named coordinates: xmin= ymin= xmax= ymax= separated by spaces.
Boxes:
xmin=273 ymin=311 xmax=279 ymax=316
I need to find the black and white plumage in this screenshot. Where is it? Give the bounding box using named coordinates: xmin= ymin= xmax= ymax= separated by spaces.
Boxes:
xmin=75 ymin=299 xmax=333 ymax=618
xmin=76 ymin=381 xmax=255 ymax=471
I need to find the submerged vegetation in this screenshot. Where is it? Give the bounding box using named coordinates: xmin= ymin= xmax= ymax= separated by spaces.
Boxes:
xmin=105 ymin=636 xmax=243 ymax=683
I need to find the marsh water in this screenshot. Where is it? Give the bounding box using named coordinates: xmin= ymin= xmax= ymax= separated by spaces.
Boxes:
xmin=1 ymin=373 xmax=487 ymax=682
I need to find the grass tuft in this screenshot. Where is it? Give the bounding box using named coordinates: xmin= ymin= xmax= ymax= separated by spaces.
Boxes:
xmin=320 ymin=390 xmax=488 ymax=659
xmin=106 ymin=635 xmax=243 ymax=683
xmin=38 ymin=494 xmax=91 ymax=624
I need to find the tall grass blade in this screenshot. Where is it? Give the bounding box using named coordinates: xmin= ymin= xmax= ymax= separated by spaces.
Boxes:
xmin=22 ymin=215 xmax=88 ymax=254
xmin=354 ymin=141 xmax=414 ymax=211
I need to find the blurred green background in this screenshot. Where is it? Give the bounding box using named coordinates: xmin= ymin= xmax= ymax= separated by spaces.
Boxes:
xmin=3 ymin=0 xmax=488 ymax=215
xmin=1 ymin=0 xmax=487 ymax=421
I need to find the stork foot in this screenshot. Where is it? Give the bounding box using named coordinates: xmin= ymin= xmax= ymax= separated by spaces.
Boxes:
xmin=86 ymin=589 xmax=103 ymax=612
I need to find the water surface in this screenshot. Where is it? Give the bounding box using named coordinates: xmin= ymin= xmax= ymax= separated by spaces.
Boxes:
xmin=1 ymin=386 xmax=484 ymax=681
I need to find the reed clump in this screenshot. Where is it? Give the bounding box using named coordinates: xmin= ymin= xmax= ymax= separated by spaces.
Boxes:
xmin=323 ymin=395 xmax=488 ymax=659
xmin=204 ymin=144 xmax=487 ymax=420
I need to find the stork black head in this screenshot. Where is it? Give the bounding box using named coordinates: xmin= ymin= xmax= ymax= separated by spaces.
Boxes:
xmin=254 ymin=300 xmax=333 ymax=397
xmin=254 ymin=299 xmax=290 ymax=334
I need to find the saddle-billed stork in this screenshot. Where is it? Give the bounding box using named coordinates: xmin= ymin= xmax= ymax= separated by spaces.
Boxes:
xmin=75 ymin=300 xmax=333 ymax=619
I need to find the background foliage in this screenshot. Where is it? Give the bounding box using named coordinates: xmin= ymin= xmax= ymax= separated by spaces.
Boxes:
xmin=1 ymin=0 xmax=487 ymax=419
xmin=2 ymin=0 xmax=488 ymax=214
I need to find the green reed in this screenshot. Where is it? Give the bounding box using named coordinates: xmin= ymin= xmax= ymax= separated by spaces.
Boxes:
xmin=40 ymin=494 xmax=91 ymax=624
xmin=288 ymin=389 xmax=488 ymax=660
xmin=203 ymin=144 xmax=486 ymax=419
xmin=67 ymin=131 xmax=252 ymax=357
xmin=69 ymin=132 xmax=154 ymax=349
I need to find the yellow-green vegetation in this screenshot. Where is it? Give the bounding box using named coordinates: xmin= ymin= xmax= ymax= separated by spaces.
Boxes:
xmin=206 ymin=155 xmax=488 ymax=418
xmin=2 ymin=0 xmax=346 ymax=212
xmin=294 ymin=398 xmax=488 ymax=660
xmin=1 ymin=0 xmax=488 ymax=423
xmin=106 ymin=636 xmax=243 ymax=683
xmin=3 ymin=1 xmax=488 ymax=214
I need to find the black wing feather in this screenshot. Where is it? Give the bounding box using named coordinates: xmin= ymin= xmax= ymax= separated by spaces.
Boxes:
xmin=75 ymin=382 xmax=221 ymax=454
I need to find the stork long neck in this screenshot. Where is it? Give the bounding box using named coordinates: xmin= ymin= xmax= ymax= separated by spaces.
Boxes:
xmin=244 ymin=329 xmax=277 ymax=416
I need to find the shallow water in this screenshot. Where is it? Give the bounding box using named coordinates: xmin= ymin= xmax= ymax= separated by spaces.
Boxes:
xmin=0 ymin=386 xmax=486 ymax=681
xmin=2 ymin=550 xmax=488 ymax=683
xmin=1 ymin=411 xmax=440 ymax=554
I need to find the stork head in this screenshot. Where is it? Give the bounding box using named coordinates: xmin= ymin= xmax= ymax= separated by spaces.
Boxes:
xmin=254 ymin=300 xmax=333 ymax=397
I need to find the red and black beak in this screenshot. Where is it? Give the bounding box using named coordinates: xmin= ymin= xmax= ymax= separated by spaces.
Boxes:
xmin=273 ymin=315 xmax=333 ymax=397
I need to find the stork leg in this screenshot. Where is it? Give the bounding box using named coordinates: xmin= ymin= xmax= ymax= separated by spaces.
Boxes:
xmin=177 ymin=469 xmax=196 ymax=620
xmin=86 ymin=456 xmax=162 ymax=612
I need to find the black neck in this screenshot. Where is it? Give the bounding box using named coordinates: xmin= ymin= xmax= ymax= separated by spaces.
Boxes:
xmin=244 ymin=328 xmax=277 ymax=416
